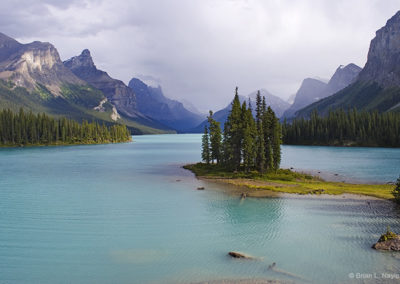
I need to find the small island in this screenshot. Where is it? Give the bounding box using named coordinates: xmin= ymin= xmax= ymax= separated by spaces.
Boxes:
xmin=185 ymin=90 xmax=398 ymax=201
xmin=184 ymin=163 xmax=396 ymax=200
xmin=0 ymin=108 xmax=132 ymax=147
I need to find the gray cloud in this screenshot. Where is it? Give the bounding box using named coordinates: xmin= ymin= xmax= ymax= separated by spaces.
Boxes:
xmin=0 ymin=0 xmax=399 ymax=112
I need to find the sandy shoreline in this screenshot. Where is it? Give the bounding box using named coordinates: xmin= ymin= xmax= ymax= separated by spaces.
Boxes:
xmin=197 ymin=176 xmax=389 ymax=202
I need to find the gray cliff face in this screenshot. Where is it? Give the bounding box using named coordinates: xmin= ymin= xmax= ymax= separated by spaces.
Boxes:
xmin=327 ymin=63 xmax=362 ymax=93
xmin=64 ymin=50 xmax=140 ymax=118
xmin=358 ymin=11 xmax=400 ymax=87
xmin=284 ymin=63 xmax=361 ymax=118
xmin=128 ymin=78 xmax=204 ymax=132
xmin=295 ymin=11 xmax=400 ymax=117
xmin=0 ymin=33 xmax=83 ymax=95
xmin=283 ymin=78 xmax=327 ymax=118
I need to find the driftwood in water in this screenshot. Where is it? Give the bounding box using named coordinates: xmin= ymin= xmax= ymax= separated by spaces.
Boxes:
xmin=228 ymin=251 xmax=255 ymax=259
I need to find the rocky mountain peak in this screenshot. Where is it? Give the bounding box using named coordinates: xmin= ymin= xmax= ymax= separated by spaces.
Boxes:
xmin=0 ymin=34 xmax=82 ymax=94
xmin=327 ymin=63 xmax=361 ymax=91
xmin=81 ymin=48 xmax=91 ymax=57
xmin=128 ymin=78 xmax=148 ymax=92
xmin=63 ymin=49 xmax=95 ymax=70
xmin=0 ymin=32 xmax=22 ymax=62
xmin=0 ymin=32 xmax=20 ymax=46
xmin=358 ymin=10 xmax=400 ymax=87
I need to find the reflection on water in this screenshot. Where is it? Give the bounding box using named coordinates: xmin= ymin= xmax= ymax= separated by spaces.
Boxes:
xmin=0 ymin=134 xmax=400 ymax=284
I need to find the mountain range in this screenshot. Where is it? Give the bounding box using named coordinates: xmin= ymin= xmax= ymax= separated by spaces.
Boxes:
xmin=296 ymin=11 xmax=400 ymax=117
xmin=1 ymin=9 xmax=400 ymax=135
xmin=128 ymin=78 xmax=204 ymax=132
xmin=0 ymin=33 xmax=203 ymax=134
xmin=63 ymin=49 xmax=175 ymax=132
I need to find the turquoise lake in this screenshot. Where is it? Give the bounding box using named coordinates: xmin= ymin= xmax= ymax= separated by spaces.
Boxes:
xmin=1 ymin=134 xmax=400 ymax=284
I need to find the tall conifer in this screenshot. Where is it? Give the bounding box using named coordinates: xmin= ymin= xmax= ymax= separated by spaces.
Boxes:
xmin=201 ymin=125 xmax=211 ymax=164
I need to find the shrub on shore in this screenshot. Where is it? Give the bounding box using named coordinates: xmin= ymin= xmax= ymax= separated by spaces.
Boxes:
xmin=393 ymin=175 xmax=400 ymax=203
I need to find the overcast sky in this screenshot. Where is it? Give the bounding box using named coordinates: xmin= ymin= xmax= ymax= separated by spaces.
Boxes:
xmin=0 ymin=0 xmax=399 ymax=112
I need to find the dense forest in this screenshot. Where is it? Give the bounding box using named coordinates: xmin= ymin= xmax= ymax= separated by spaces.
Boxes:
xmin=282 ymin=109 xmax=400 ymax=147
xmin=202 ymin=88 xmax=282 ymax=172
xmin=0 ymin=108 xmax=132 ymax=146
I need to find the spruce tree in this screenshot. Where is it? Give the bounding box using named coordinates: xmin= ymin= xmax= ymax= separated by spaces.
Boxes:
xmin=266 ymin=139 xmax=274 ymax=171
xmin=272 ymin=113 xmax=282 ymax=171
xmin=207 ymin=111 xmax=222 ymax=164
xmin=242 ymin=102 xmax=257 ymax=172
xmin=255 ymin=92 xmax=266 ymax=173
xmin=201 ymin=125 xmax=211 ymax=164
xmin=223 ymin=87 xmax=243 ymax=170
xmin=393 ymin=175 xmax=400 ymax=203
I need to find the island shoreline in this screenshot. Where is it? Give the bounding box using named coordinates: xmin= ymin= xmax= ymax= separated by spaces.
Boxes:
xmin=183 ymin=163 xmax=395 ymax=201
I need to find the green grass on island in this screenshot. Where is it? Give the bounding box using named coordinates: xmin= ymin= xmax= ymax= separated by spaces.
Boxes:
xmin=184 ymin=163 xmax=396 ymax=200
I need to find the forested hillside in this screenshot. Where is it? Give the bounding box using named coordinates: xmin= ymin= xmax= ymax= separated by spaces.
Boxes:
xmin=0 ymin=109 xmax=131 ymax=146
xmin=282 ymin=109 xmax=400 ymax=147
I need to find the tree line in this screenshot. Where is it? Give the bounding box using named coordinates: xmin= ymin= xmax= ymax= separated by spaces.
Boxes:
xmin=0 ymin=108 xmax=132 ymax=146
xmin=282 ymin=109 xmax=400 ymax=147
xmin=202 ymin=88 xmax=282 ymax=172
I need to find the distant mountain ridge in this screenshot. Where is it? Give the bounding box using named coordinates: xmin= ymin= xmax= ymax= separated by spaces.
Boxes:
xmin=283 ymin=78 xmax=327 ymax=118
xmin=0 ymin=33 xmax=172 ymax=134
xmin=64 ymin=49 xmax=173 ymax=131
xmin=128 ymin=78 xmax=204 ymax=132
xmin=283 ymin=63 xmax=361 ymax=118
xmin=191 ymin=89 xmax=290 ymax=133
xmin=297 ymin=11 xmax=400 ymax=116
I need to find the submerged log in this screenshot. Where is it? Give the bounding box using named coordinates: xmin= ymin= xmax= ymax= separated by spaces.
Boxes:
xmin=228 ymin=251 xmax=254 ymax=259
xmin=197 ymin=187 xmax=205 ymax=190
xmin=268 ymin=262 xmax=306 ymax=280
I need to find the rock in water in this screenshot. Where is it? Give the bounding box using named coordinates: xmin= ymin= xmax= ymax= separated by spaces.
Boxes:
xmin=373 ymin=236 xmax=400 ymax=251
xmin=373 ymin=227 xmax=400 ymax=251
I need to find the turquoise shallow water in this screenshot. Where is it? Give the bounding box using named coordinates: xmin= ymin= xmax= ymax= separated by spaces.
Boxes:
xmin=1 ymin=134 xmax=400 ymax=284
xmin=281 ymin=145 xmax=400 ymax=184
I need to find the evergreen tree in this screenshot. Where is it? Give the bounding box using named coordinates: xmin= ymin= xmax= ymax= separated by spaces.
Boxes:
xmin=393 ymin=175 xmax=400 ymax=203
xmin=242 ymin=102 xmax=257 ymax=172
xmin=207 ymin=111 xmax=222 ymax=164
xmin=266 ymin=139 xmax=274 ymax=171
xmin=201 ymin=125 xmax=211 ymax=164
xmin=271 ymin=111 xmax=282 ymax=171
xmin=256 ymin=121 xmax=266 ymax=173
xmin=224 ymin=87 xmax=244 ymax=170
xmin=255 ymin=91 xmax=266 ymax=172
xmin=202 ymin=88 xmax=282 ymax=173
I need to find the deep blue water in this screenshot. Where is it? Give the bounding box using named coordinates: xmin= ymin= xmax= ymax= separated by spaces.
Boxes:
xmin=1 ymin=134 xmax=400 ymax=284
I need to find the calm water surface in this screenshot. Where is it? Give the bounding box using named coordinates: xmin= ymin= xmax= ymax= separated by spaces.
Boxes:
xmin=1 ymin=134 xmax=400 ymax=284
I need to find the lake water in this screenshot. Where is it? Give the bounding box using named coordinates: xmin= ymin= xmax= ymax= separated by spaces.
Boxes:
xmin=1 ymin=134 xmax=400 ymax=284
